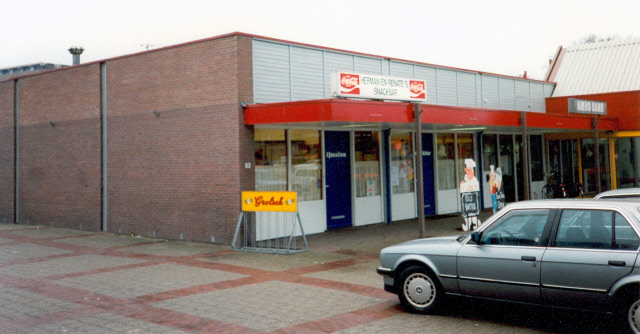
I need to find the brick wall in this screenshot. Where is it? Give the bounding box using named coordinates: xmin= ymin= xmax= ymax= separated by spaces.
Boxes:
xmin=17 ymin=65 xmax=102 ymax=230
xmin=106 ymin=34 xmax=253 ymax=243
xmin=0 ymin=33 xmax=254 ymax=244
xmin=0 ymin=81 xmax=15 ymax=223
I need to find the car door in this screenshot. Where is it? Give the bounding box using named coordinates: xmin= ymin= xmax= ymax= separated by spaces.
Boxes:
xmin=541 ymin=208 xmax=640 ymax=311
xmin=457 ymin=208 xmax=554 ymax=304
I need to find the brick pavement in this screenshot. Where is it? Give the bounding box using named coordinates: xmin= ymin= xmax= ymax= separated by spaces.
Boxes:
xmin=0 ymin=213 xmax=601 ymax=333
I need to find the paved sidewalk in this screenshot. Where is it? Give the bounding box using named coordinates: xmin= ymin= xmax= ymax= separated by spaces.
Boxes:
xmin=0 ymin=211 xmax=607 ymax=333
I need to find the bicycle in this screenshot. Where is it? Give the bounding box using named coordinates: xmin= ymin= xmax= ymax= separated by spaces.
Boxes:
xmin=541 ymin=172 xmax=583 ymax=199
xmin=541 ymin=172 xmax=567 ymax=199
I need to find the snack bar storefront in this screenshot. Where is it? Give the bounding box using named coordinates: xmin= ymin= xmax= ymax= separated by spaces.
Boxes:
xmin=3 ymin=33 xmax=636 ymax=244
xmin=244 ymin=72 xmax=629 ymax=235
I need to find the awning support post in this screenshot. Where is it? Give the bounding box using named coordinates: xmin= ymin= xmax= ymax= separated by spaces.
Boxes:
xmin=414 ymin=103 xmax=426 ymax=238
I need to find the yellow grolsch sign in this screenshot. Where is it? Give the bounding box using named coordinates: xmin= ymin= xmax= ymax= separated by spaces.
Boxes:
xmin=242 ymin=191 xmax=297 ymax=212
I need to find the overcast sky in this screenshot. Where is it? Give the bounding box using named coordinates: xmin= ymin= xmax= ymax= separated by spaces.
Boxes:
xmin=2 ymin=0 xmax=639 ymax=80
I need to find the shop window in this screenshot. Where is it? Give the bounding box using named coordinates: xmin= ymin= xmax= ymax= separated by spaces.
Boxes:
xmin=482 ymin=134 xmax=498 ymax=172
xmin=529 ymin=135 xmax=544 ymax=181
xmin=255 ymin=129 xmax=287 ymax=192
xmin=290 ymin=129 xmax=322 ymax=201
xmin=457 ymin=133 xmax=475 ymax=185
xmin=581 ymin=139 xmax=611 ymax=193
xmin=437 ymin=133 xmax=455 ymax=190
xmin=355 ymin=131 xmax=380 ymax=197
xmin=390 ymin=132 xmax=414 ymax=194
xmin=615 ymin=137 xmax=639 ymax=188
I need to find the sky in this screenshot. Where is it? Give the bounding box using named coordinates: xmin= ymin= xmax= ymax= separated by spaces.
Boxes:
xmin=2 ymin=0 xmax=639 ymax=81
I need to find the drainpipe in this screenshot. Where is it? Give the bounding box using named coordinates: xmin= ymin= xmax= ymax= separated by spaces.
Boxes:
xmin=13 ymin=80 xmax=19 ymax=224
xmin=100 ymin=63 xmax=108 ymax=231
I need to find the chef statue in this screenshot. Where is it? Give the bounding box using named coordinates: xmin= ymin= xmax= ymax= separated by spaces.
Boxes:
xmin=460 ymin=158 xmax=481 ymax=231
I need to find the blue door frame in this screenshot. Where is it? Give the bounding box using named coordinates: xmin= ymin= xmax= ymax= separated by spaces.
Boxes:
xmin=384 ymin=131 xmax=437 ymax=223
xmin=421 ymin=133 xmax=436 ymax=216
xmin=324 ymin=131 xmax=352 ymax=229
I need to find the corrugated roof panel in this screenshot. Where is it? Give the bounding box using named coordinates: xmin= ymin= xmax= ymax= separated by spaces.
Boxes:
xmin=552 ymin=37 xmax=640 ymax=97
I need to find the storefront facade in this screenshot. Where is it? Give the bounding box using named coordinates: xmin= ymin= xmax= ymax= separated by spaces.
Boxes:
xmin=1 ymin=32 xmax=638 ymax=244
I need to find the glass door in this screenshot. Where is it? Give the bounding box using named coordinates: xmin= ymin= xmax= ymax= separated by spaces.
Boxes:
xmin=482 ymin=134 xmax=498 ymax=210
xmin=436 ymin=133 xmax=457 ymax=214
xmin=499 ymin=135 xmax=516 ymax=203
xmin=354 ymin=131 xmax=383 ymax=226
xmin=390 ymin=132 xmax=416 ymax=221
xmin=581 ymin=139 xmax=611 ymax=193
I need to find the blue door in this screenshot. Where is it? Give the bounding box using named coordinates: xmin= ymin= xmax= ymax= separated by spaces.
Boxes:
xmin=422 ymin=133 xmax=436 ymax=215
xmin=325 ymin=131 xmax=352 ymax=229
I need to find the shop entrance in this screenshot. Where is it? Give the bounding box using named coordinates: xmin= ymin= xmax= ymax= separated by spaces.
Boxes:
xmin=354 ymin=131 xmax=384 ymax=226
xmin=324 ymin=131 xmax=352 ymax=229
xmin=581 ymin=138 xmax=611 ymax=193
xmin=389 ymin=132 xmax=417 ymax=221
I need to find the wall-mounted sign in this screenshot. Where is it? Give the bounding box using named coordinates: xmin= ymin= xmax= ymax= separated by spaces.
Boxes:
xmin=568 ymin=98 xmax=607 ymax=115
xmin=242 ymin=191 xmax=297 ymax=212
xmin=331 ymin=71 xmax=426 ymax=102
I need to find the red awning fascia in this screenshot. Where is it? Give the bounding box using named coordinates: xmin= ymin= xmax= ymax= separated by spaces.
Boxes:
xmin=244 ymin=99 xmax=413 ymax=124
xmin=245 ymin=98 xmax=620 ymax=131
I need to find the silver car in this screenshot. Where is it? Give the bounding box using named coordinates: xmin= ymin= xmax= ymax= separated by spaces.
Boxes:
xmin=595 ymin=187 xmax=640 ymax=200
xmin=377 ymin=199 xmax=640 ymax=333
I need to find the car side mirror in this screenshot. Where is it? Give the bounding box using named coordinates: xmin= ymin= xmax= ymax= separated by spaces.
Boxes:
xmin=470 ymin=232 xmax=483 ymax=244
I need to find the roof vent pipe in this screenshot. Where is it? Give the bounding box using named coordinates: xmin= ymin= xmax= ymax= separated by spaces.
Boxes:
xmin=68 ymin=46 xmax=84 ymax=65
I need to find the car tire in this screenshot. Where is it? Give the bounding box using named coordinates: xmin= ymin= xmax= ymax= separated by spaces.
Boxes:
xmin=626 ymin=298 xmax=640 ymax=334
xmin=397 ymin=265 xmax=443 ymax=313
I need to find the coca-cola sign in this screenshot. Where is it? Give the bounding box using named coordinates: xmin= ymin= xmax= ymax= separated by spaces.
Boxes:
xmin=332 ymin=71 xmax=426 ymax=102
xmin=339 ymin=73 xmax=360 ymax=95
xmin=409 ymin=80 xmax=426 ymax=99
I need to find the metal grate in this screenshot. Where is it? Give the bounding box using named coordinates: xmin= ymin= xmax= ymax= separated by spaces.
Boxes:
xmin=231 ymin=211 xmax=308 ymax=254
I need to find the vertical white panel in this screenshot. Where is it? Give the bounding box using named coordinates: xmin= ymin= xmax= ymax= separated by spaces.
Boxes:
xmin=437 ymin=69 xmax=457 ymax=106
xmin=481 ymin=75 xmax=500 ymax=109
xmin=529 ymin=82 xmax=546 ymax=112
xmin=515 ymin=80 xmax=531 ymax=111
xmin=415 ymin=66 xmax=436 ymax=104
xmin=355 ymin=57 xmax=383 ymax=74
xmin=390 ymin=62 xmax=414 ymax=78
xmin=457 ymin=72 xmax=477 ymax=107
xmin=253 ymin=40 xmax=291 ymax=103
xmin=499 ymin=78 xmax=516 ymax=110
xmin=324 ymin=52 xmax=355 ymax=97
xmin=291 ymin=46 xmax=324 ymax=101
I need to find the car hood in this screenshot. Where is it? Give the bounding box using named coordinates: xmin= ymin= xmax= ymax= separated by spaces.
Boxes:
xmin=381 ymin=235 xmax=463 ymax=256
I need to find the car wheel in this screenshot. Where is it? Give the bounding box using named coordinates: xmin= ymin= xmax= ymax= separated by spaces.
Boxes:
xmin=627 ymin=298 xmax=640 ymax=334
xmin=397 ymin=265 xmax=443 ymax=313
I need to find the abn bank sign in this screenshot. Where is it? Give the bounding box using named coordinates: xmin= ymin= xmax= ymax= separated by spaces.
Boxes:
xmin=568 ymin=98 xmax=607 ymax=115
xmin=332 ymin=72 xmax=426 ymax=102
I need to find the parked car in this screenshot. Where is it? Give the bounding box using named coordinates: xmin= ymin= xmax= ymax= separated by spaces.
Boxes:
xmin=377 ymin=199 xmax=640 ymax=333
xmin=595 ymin=188 xmax=640 ymax=200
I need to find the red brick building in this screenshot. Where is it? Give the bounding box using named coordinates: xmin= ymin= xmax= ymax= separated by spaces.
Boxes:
xmin=1 ymin=34 xmax=255 ymax=243
xmin=1 ymin=33 xmax=638 ymax=244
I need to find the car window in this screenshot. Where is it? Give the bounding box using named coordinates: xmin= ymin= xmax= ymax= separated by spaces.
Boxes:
xmin=479 ymin=209 xmax=550 ymax=246
xmin=554 ymin=209 xmax=639 ymax=250
xmin=615 ymin=213 xmax=640 ymax=250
